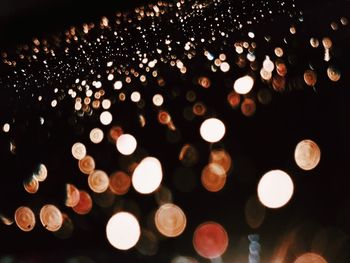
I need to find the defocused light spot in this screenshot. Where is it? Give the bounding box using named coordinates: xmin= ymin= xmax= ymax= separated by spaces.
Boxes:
xmin=14 ymin=206 xmax=36 ymax=232
xmin=200 ymin=118 xmax=226 ymax=143
xmin=310 ymin=38 xmax=320 ymax=48
xmin=245 ymin=195 xmax=266 ymax=229
xmin=131 ymin=91 xmax=141 ymax=102
xmin=106 ymin=212 xmax=141 ymax=250
xmin=88 ymin=170 xmax=109 ymax=193
xmin=100 ymin=111 xmax=113 ymax=125
xmin=152 ymin=94 xmax=164 ymax=106
xmin=23 ymin=176 xmax=39 ymax=194
xmin=327 ymin=66 xmax=341 ymax=82
xmin=241 ymin=98 xmax=256 ymax=117
xmin=155 ymin=186 xmax=173 ymax=206
xmin=304 ymin=70 xmax=317 ymax=86
xmin=209 ymin=149 xmax=232 ymax=173
xmin=227 ymin=91 xmax=241 ymax=108
xmin=294 ymin=253 xmax=327 ymax=263
xmin=90 ymin=128 xmax=104 ymax=144
xmin=220 ymin=62 xmax=230 ymax=72
xmin=102 ymin=99 xmax=111 ymax=110
xmin=155 ymin=203 xmax=186 ymax=237
xmin=201 ymin=163 xmax=227 ymax=192
xmin=294 ymin=139 xmax=321 ymax=171
xmin=39 ymin=204 xmax=63 ymax=232
xmin=322 ymin=37 xmax=333 ymax=49
xmin=193 ymin=222 xmax=229 ymax=259
xmin=71 ymin=142 xmax=87 ymax=160
xmin=234 ymin=75 xmax=254 ymax=95
xmin=116 ymin=134 xmax=137 ymax=155
xmin=34 ymin=163 xmax=48 ymax=182
xmin=263 ymin=56 xmax=275 ymax=72
xmin=65 ymin=184 xmax=80 ymax=207
xmin=136 ymin=229 xmax=159 ymax=256
xmin=2 ymin=123 xmax=10 ymax=133
xmin=108 ymin=126 xmax=123 ymax=143
xmin=72 ymin=190 xmax=92 ymax=215
xmin=0 ymin=214 xmax=14 ymax=226
xmin=257 ymin=170 xmax=294 ymax=209
xmin=114 ymin=80 xmax=123 ymax=90
xmin=109 ymin=171 xmax=131 ymax=195
xmin=179 ymin=144 xmax=198 ymax=167
xmin=78 ymin=155 xmax=96 ymax=175
xmin=132 ymin=157 xmax=163 ymax=194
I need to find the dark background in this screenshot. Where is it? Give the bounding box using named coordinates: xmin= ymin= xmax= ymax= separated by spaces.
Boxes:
xmin=0 ymin=0 xmax=350 ymax=263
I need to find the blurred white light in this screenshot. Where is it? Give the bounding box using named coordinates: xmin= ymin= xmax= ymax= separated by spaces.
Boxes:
xmin=131 ymin=91 xmax=141 ymax=103
xmin=89 ymin=128 xmax=104 ymax=144
xmin=116 ymin=134 xmax=137 ymax=155
xmin=3 ymin=123 xmax=10 ymax=133
xmin=71 ymin=142 xmax=87 ymax=160
xmin=132 ymin=157 xmax=163 ymax=194
xmin=257 ymin=170 xmax=294 ymax=209
xmin=114 ymin=81 xmax=123 ymax=90
xmin=106 ymin=212 xmax=140 ymax=250
xmin=234 ymin=75 xmax=254 ymax=95
xmin=220 ymin=62 xmax=230 ymax=73
xmin=100 ymin=111 xmax=113 ymax=125
xmin=152 ymin=94 xmax=164 ymax=106
xmin=200 ymin=118 xmax=226 ymax=143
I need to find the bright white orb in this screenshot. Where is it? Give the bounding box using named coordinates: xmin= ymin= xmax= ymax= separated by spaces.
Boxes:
xmin=132 ymin=157 xmax=163 ymax=194
xmin=233 ymin=75 xmax=254 ymax=95
xmin=106 ymin=212 xmax=140 ymax=250
xmin=200 ymin=118 xmax=226 ymax=143
xmin=257 ymin=170 xmax=294 ymax=209
xmin=116 ymin=134 xmax=137 ymax=155
xmin=100 ymin=111 xmax=113 ymax=126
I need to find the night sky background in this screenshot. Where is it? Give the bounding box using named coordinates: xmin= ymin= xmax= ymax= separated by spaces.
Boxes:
xmin=0 ymin=0 xmax=350 ymax=262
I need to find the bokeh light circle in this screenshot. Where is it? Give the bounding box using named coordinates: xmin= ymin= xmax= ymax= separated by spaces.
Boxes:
xmin=257 ymin=170 xmax=294 ymax=209
xmin=106 ymin=212 xmax=141 ymax=250
xmin=71 ymin=142 xmax=87 ymax=160
xmin=14 ymin=206 xmax=36 ymax=232
xmin=88 ymin=170 xmax=109 ymax=193
xmin=193 ymin=222 xmax=229 ymax=259
xmin=39 ymin=204 xmax=63 ymax=232
xmin=200 ymin=118 xmax=226 ymax=143
xmin=132 ymin=157 xmax=163 ymax=194
xmin=234 ymin=75 xmax=254 ymax=94
xmin=294 ymin=139 xmax=321 ymax=171
xmin=155 ymin=203 xmax=186 ymax=237
xmin=116 ymin=134 xmax=137 ymax=155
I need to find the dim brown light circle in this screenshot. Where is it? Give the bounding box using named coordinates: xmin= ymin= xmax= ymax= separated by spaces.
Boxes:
xmin=179 ymin=144 xmax=198 ymax=167
xmin=65 ymin=184 xmax=80 ymax=207
xmin=14 ymin=206 xmax=36 ymax=232
xmin=39 ymin=204 xmax=63 ymax=232
xmin=78 ymin=155 xmax=96 ymax=175
xmin=304 ymin=70 xmax=317 ymax=86
xmin=241 ymin=98 xmax=256 ymax=117
xmin=88 ymin=170 xmax=109 ymax=193
xmin=109 ymin=171 xmax=131 ymax=195
xmin=72 ymin=191 xmax=93 ymax=215
xmin=201 ymin=163 xmax=227 ymax=192
xmin=108 ymin=126 xmax=124 ymax=143
xmin=155 ymin=203 xmax=187 ymax=238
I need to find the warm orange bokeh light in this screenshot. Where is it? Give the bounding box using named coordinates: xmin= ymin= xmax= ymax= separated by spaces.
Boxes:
xmin=109 ymin=171 xmax=131 ymax=195
xmin=155 ymin=203 xmax=186 ymax=238
xmin=294 ymin=253 xmax=327 ymax=263
xmin=201 ymin=163 xmax=227 ymax=192
xmin=78 ymin=155 xmax=96 ymax=175
xmin=65 ymin=183 xmax=80 ymax=207
xmin=88 ymin=170 xmax=109 ymax=193
xmin=72 ymin=190 xmax=93 ymax=215
xmin=193 ymin=222 xmax=229 ymax=259
xmin=39 ymin=204 xmax=63 ymax=232
xmin=14 ymin=206 xmax=36 ymax=232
